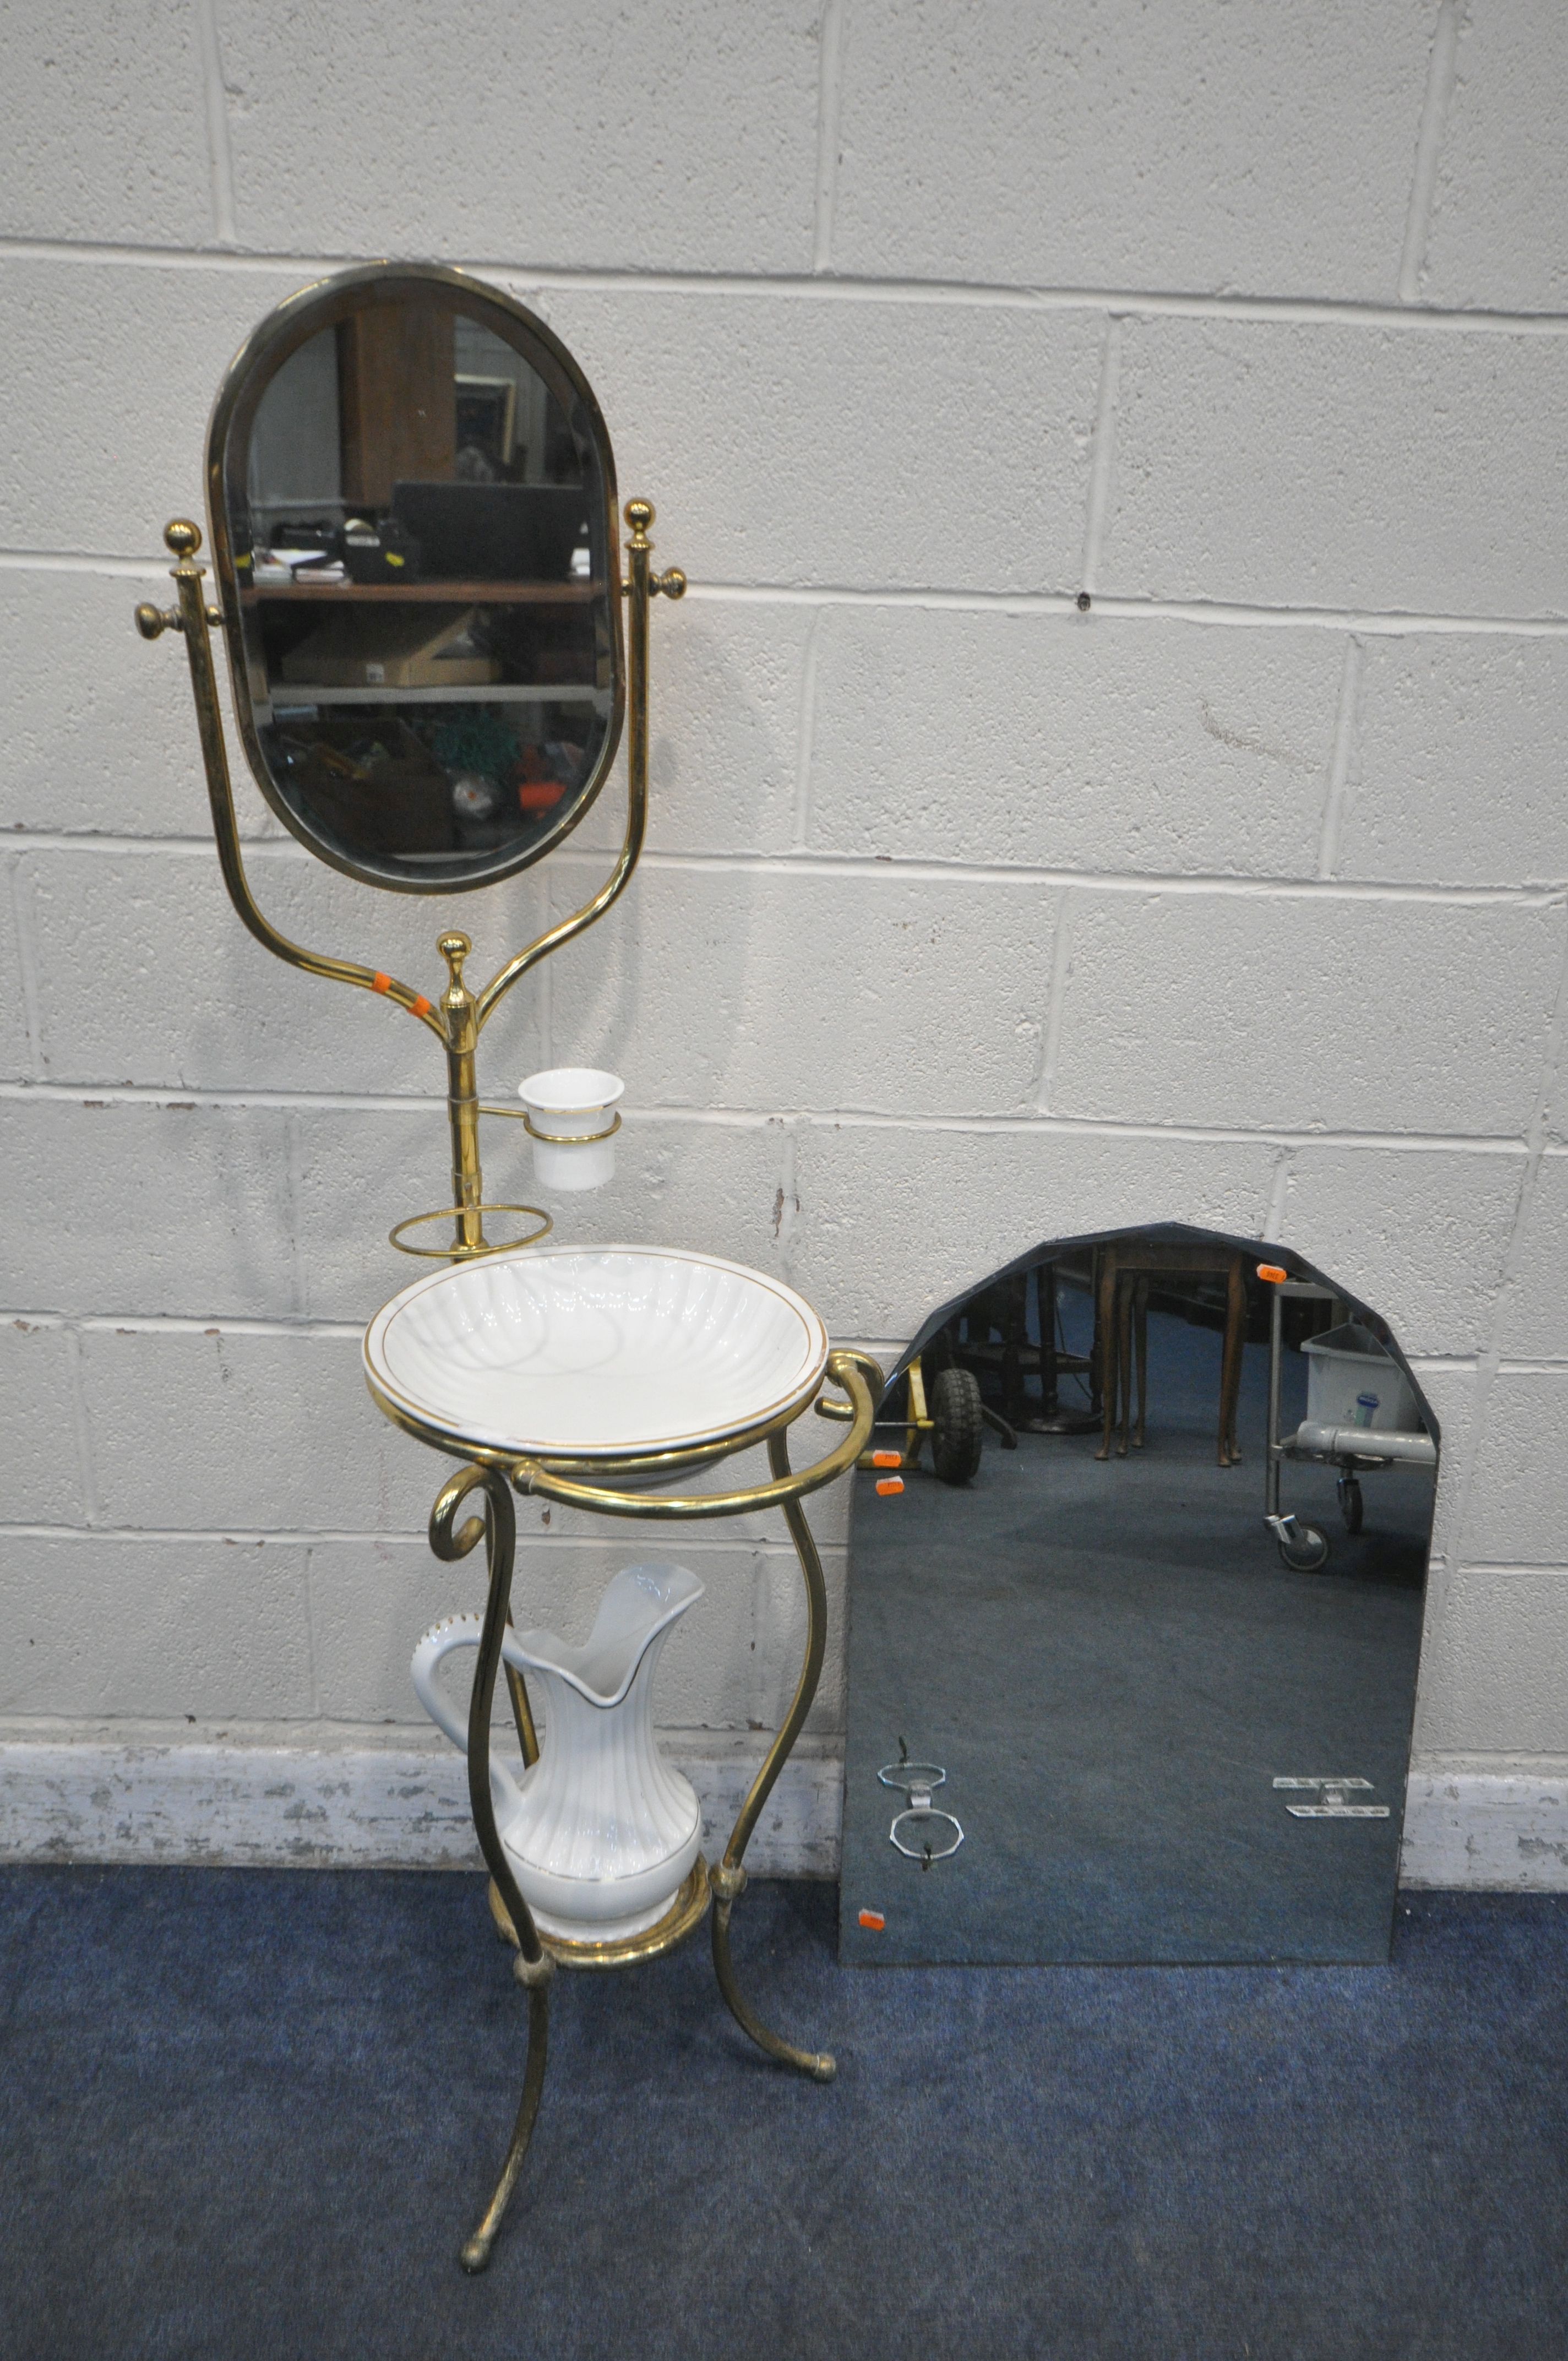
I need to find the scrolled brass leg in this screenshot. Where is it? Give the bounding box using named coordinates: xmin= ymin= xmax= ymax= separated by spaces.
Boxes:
xmin=708 ymin=1432 xmax=836 ymax=2081
xmin=459 ymin=1967 xmax=553 ymax=2275
xmin=431 ymin=1465 xmax=554 ymax=2270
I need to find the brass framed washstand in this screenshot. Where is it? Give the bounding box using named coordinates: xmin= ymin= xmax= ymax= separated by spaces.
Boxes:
xmin=137 ymin=263 xmax=879 ymax=2272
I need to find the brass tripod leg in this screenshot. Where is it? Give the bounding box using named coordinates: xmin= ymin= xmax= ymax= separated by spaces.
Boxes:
xmin=430 ymin=1465 xmax=554 ymax=2273
xmin=710 ymin=1427 xmax=836 ymax=2082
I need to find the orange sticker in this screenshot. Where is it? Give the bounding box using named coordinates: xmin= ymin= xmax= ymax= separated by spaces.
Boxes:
xmin=876 ymin=1477 xmax=904 ymax=1497
xmin=410 ymin=995 xmax=433 ymax=1020
xmin=1257 ymin=1264 xmax=1287 ymax=1285
xmin=858 ymin=1909 xmax=886 ymax=1932
xmin=871 ymin=1450 xmax=902 ymax=1468
xmin=371 ymin=972 xmax=391 ymax=995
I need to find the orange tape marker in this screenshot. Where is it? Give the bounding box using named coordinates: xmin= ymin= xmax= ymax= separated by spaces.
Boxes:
xmin=876 ymin=1477 xmax=904 ymax=1497
xmin=858 ymin=1910 xmax=886 ymax=1932
xmin=410 ymin=995 xmax=433 ymax=1021
xmin=1257 ymin=1264 xmax=1287 ymax=1285
xmin=871 ymin=1450 xmax=902 ymax=1468
xmin=371 ymin=971 xmax=391 ymax=995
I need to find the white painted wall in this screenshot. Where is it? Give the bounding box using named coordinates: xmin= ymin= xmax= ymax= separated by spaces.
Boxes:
xmin=2 ymin=1 xmax=1566 ymax=1885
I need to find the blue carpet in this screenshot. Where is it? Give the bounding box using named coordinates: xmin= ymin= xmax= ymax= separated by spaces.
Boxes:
xmin=2 ymin=1867 xmax=1566 ymax=2358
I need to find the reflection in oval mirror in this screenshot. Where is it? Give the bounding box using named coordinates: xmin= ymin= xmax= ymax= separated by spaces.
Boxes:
xmin=207 ymin=265 xmax=623 ymax=892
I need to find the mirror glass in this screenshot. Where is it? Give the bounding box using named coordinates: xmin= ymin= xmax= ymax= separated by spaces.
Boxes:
xmin=840 ymin=1226 xmax=1437 ymax=1967
xmin=209 ymin=267 xmax=622 ymax=891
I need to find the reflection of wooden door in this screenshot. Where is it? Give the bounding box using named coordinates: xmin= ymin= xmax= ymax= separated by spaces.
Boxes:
xmin=337 ymin=301 xmax=455 ymax=507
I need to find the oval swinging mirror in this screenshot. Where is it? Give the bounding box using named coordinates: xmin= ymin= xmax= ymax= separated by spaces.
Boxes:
xmin=206 ymin=264 xmax=623 ymax=892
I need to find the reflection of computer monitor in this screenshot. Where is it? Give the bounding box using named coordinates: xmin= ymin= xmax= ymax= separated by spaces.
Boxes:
xmin=390 ymin=482 xmax=590 ymax=582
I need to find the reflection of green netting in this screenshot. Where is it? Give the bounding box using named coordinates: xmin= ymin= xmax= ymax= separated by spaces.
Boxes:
xmin=429 ymin=710 xmax=521 ymax=785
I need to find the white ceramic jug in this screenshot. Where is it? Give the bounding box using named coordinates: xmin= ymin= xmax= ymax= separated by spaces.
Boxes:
xmin=411 ymin=1563 xmax=704 ymax=1943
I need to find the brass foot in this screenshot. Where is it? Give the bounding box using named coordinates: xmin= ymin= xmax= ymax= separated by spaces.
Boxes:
xmin=711 ymin=1886 xmax=836 ymax=2080
xmin=458 ymin=1977 xmax=552 ymax=2275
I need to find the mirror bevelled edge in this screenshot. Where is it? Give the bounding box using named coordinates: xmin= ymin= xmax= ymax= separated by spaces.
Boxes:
xmin=203 ymin=263 xmax=626 ymax=894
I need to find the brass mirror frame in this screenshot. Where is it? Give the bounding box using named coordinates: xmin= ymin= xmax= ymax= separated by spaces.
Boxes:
xmin=137 ymin=262 xmax=686 ymax=1261
xmin=205 ymin=261 xmax=626 ymax=895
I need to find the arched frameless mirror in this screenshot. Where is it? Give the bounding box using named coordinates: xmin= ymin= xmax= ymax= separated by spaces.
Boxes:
xmin=840 ymin=1226 xmax=1439 ymax=1968
xmin=206 ymin=263 xmax=623 ymax=892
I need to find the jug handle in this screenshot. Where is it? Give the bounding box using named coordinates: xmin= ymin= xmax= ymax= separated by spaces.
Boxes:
xmin=410 ymin=1615 xmax=527 ymax=1822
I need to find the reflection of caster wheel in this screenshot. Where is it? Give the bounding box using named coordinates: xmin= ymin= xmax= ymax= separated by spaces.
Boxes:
xmin=1267 ymin=1514 xmax=1332 ymax=1572
xmin=1338 ymin=1475 xmax=1364 ymax=1535
xmin=930 ymin=1367 xmax=984 ymax=1486
xmin=1280 ymin=1522 xmax=1331 ymax=1572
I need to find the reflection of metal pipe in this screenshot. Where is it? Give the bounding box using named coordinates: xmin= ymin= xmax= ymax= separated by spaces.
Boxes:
xmin=1293 ymin=1421 xmax=1436 ymax=1467
xmin=1266 ymin=1281 xmax=1283 ymax=1519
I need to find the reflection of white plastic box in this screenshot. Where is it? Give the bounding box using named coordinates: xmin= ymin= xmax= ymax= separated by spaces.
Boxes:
xmin=1302 ymin=1323 xmax=1419 ymax=1433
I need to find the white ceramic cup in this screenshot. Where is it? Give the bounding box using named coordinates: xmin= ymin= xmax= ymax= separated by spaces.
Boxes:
xmin=516 ymin=1067 xmax=624 ymax=1192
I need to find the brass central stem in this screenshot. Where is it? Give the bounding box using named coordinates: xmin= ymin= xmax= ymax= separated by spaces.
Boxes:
xmin=439 ymin=933 xmax=484 ymax=1253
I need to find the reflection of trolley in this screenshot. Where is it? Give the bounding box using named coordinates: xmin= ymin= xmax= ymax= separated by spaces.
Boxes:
xmin=1257 ymin=1265 xmax=1437 ymax=1572
xmin=859 ymin=1353 xmax=1019 ymax=1487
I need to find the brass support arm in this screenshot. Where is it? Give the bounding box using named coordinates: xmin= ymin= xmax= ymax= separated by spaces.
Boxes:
xmin=511 ymin=1352 xmax=881 ymax=1520
xmin=473 ymin=499 xmax=684 ymax=1032
xmin=137 ymin=519 xmax=444 ymax=1040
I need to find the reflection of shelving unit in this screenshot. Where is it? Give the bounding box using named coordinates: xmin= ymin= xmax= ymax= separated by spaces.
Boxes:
xmin=268 ymin=684 xmax=609 ymax=709
xmin=241 ymin=580 xmax=602 ymax=605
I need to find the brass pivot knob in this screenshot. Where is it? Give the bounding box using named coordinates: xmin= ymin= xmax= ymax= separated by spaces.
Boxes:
xmin=164 ymin=518 xmax=203 ymax=561
xmin=134 ymin=603 xmax=182 ymax=640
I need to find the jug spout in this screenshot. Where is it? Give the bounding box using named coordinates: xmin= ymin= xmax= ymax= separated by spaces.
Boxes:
xmin=510 ymin=1563 xmax=704 ymax=1705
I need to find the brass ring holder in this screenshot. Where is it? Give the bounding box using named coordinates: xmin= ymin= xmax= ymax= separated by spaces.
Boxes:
xmin=478 ymin=1104 xmax=623 ymax=1147
xmin=522 ymin=1107 xmax=621 ymax=1146
xmin=487 ymin=1856 xmax=712 ymax=1968
xmin=388 ymin=1204 xmax=554 ymax=1260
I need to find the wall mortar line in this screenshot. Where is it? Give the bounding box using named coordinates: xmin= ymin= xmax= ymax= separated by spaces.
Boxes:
xmin=194 ymin=0 xmax=238 ymax=248
xmin=812 ymin=0 xmax=846 ymax=274
xmin=7 ymin=235 xmax=1568 ymax=339
xmin=1079 ymin=318 xmax=1124 ymax=595
xmin=1316 ymin=637 xmax=1365 ymax=878
xmin=62 ymin=1330 xmax=100 ymax=1528
xmin=6 ymin=856 xmax=46 ymax=1079
xmin=792 ymin=607 xmax=825 ymax=848
xmin=8 ymin=827 xmax=1562 ymax=904
xmin=1399 ymin=0 xmax=1464 ymax=304
xmin=1033 ymin=890 xmax=1074 ymax=1115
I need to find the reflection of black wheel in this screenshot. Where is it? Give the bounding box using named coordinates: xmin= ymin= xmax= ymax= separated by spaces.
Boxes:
xmin=1278 ymin=1523 xmax=1331 ymax=1573
xmin=930 ymin=1367 xmax=984 ymax=1486
xmin=1338 ymin=1475 xmax=1364 ymax=1535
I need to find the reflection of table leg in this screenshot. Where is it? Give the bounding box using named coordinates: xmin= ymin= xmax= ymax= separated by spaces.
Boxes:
xmin=710 ymin=1426 xmax=836 ymax=2083
xmin=428 ymin=1465 xmax=556 ymax=2275
xmin=1218 ymin=1256 xmax=1246 ymax=1467
xmin=1096 ymin=1250 xmax=1120 ymax=1460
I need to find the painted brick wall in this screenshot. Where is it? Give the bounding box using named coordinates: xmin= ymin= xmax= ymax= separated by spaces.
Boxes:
xmin=2 ymin=1 xmax=1566 ymax=1880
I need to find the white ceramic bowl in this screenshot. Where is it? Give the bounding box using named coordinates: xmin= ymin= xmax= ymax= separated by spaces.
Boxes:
xmin=364 ymin=1243 xmax=830 ymax=1461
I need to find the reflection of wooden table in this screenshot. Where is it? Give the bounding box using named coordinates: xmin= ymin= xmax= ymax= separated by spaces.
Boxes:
xmin=944 ymin=1256 xmax=1099 ymax=1434
xmin=1096 ymin=1241 xmax=1247 ymax=1467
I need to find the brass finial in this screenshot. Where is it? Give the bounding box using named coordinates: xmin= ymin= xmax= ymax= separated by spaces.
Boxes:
xmin=624 ymin=499 xmax=654 ymax=548
xmin=165 ymin=518 xmax=203 ymax=561
xmin=439 ymin=932 xmax=472 ymax=988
